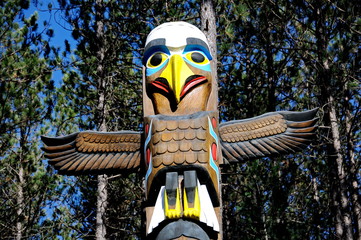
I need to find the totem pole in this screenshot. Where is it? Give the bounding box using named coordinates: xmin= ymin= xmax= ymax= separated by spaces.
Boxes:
xmin=42 ymin=22 xmax=318 ymax=240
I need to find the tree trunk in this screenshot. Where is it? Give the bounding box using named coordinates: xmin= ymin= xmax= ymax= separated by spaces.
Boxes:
xmin=96 ymin=175 xmax=108 ymax=239
xmin=345 ymin=91 xmax=360 ymax=240
xmin=16 ymin=165 xmax=24 ymax=240
xmin=16 ymin=130 xmax=27 ymax=240
xmin=328 ymin=95 xmax=352 ymax=240
xmin=264 ymin=18 xmax=276 ymax=112
xmin=201 ymin=0 xmax=218 ymax=112
xmin=201 ymin=1 xmax=221 ymax=238
xmin=95 ymin=0 xmax=108 ymax=239
xmin=314 ymin=3 xmax=353 ymax=238
xmin=201 ymin=0 xmax=217 ymax=72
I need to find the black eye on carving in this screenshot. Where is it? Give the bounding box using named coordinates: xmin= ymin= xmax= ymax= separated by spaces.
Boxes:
xmin=191 ymin=52 xmax=205 ymax=63
xmin=150 ymin=53 xmax=162 ymax=66
xmin=185 ymin=51 xmax=209 ymax=65
xmin=147 ymin=52 xmax=168 ymax=68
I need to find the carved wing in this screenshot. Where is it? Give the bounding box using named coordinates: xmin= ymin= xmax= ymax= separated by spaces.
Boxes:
xmin=41 ymin=131 xmax=142 ymax=175
xmin=219 ymin=108 xmax=318 ymax=163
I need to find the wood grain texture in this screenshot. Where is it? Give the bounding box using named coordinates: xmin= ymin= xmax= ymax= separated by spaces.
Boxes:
xmin=220 ymin=108 xmax=318 ymax=163
xmin=41 ymin=131 xmax=142 ymax=175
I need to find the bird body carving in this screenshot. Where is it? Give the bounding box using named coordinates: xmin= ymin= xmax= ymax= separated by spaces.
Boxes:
xmin=144 ymin=111 xmax=221 ymax=206
xmin=41 ymin=22 xmax=318 ymax=239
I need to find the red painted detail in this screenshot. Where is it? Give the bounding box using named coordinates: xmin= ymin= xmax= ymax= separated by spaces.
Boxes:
xmin=145 ymin=124 xmax=149 ymax=135
xmin=211 ymin=143 xmax=217 ymax=161
xmin=180 ymin=76 xmax=207 ymax=98
xmin=146 ymin=148 xmax=151 ymax=165
xmin=211 ymin=117 xmax=217 ymax=129
xmin=151 ymin=80 xmax=169 ymax=93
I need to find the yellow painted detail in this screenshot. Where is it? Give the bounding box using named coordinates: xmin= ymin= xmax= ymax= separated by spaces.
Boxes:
xmin=146 ymin=52 xmax=168 ymax=68
xmin=183 ymin=187 xmax=201 ymax=220
xmin=164 ymin=188 xmax=181 ymax=219
xmin=184 ymin=51 xmax=210 ymax=65
xmin=160 ymin=54 xmax=194 ymax=103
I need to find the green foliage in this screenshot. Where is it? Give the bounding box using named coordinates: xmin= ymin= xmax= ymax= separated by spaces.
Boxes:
xmin=0 ymin=0 xmax=65 ymax=238
xmin=218 ymin=0 xmax=360 ymax=239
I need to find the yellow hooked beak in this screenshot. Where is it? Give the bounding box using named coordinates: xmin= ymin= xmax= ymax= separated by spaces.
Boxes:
xmin=159 ymin=54 xmax=194 ymax=103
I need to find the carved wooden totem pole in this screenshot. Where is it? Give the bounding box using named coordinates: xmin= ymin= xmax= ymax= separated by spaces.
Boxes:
xmin=42 ymin=22 xmax=318 ymax=240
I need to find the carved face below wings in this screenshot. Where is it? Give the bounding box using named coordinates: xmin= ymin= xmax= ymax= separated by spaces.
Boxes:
xmin=143 ymin=22 xmax=213 ymax=115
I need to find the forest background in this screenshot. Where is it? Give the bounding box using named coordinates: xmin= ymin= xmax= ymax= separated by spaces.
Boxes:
xmin=0 ymin=0 xmax=360 ymax=239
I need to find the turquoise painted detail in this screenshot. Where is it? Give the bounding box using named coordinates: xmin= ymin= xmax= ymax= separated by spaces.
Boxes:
xmin=145 ymin=156 xmax=153 ymax=187
xmin=146 ymin=58 xmax=169 ymax=76
xmin=182 ymin=47 xmax=211 ymax=72
xmin=183 ymin=57 xmax=211 ymax=72
xmin=144 ymin=121 xmax=153 ymax=185
xmin=184 ymin=44 xmax=212 ymax=60
xmin=143 ymin=45 xmax=170 ymax=65
xmin=207 ymin=117 xmax=220 ymax=182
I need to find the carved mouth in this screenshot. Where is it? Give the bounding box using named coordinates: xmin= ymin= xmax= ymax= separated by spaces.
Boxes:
xmin=180 ymin=75 xmax=207 ymax=99
xmin=150 ymin=77 xmax=171 ymax=94
xmin=148 ymin=75 xmax=208 ymax=106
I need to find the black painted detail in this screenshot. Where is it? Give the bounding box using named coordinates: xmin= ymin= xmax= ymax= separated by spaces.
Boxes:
xmin=165 ymin=172 xmax=178 ymax=207
xmin=155 ymin=219 xmax=210 ymax=240
xmin=184 ymin=170 xmax=197 ymax=204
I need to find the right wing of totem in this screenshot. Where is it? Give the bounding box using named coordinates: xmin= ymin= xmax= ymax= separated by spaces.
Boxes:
xmin=41 ymin=131 xmax=142 ymax=175
xmin=219 ymin=108 xmax=318 ymax=163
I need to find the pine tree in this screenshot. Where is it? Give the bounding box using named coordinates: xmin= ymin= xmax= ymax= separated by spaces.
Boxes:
xmin=290 ymin=1 xmax=360 ymax=238
xmin=54 ymin=0 xmax=147 ymax=238
xmin=217 ymin=0 xmax=360 ymax=239
xmin=0 ymin=0 xmax=62 ymax=238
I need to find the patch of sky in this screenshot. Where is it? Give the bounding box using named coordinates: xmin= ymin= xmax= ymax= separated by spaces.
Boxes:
xmin=24 ymin=1 xmax=76 ymax=88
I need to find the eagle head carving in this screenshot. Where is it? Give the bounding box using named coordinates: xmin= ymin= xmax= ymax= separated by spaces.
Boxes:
xmin=143 ymin=21 xmax=213 ymax=115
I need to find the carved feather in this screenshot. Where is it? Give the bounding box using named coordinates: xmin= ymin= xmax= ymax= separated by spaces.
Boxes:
xmin=219 ymin=108 xmax=318 ymax=163
xmin=41 ymin=131 xmax=142 ymax=175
